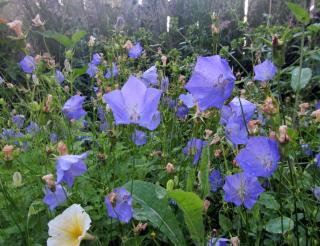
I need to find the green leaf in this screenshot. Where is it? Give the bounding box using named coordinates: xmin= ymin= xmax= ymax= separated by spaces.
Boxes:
xmin=219 ymin=214 xmax=232 ymax=231
xmin=290 ymin=67 xmax=312 ymax=91
xmin=199 ymin=145 xmax=210 ymax=198
xmin=124 ymin=181 xmax=186 ymax=246
xmin=265 ymin=216 xmax=294 ymax=234
xmin=71 ymin=30 xmax=87 ymax=45
xmin=168 ymin=190 xmax=204 ymax=245
xmin=307 ymin=23 xmax=320 ymax=33
xmin=40 ymin=31 xmax=73 ymax=48
xmin=287 ymin=2 xmax=310 ymax=24
xmin=258 ymin=193 xmax=280 ymax=210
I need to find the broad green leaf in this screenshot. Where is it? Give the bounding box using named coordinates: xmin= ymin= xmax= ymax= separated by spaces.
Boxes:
xmin=287 ymin=2 xmax=310 ymax=24
xmin=124 ymin=181 xmax=186 ymax=246
xmin=199 ymin=145 xmax=210 ymax=198
xmin=71 ymin=30 xmax=87 ymax=45
xmin=290 ymin=67 xmax=312 ymax=91
xmin=168 ymin=190 xmax=204 ymax=245
xmin=265 ymin=216 xmax=294 ymax=234
xmin=40 ymin=31 xmax=73 ymax=48
xmin=258 ymin=193 xmax=280 ymax=210
xmin=307 ymin=23 xmax=320 ymax=33
xmin=219 ymin=214 xmax=232 ymax=231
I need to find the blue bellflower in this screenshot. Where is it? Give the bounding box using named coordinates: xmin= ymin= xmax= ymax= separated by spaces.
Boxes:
xmin=128 ymin=42 xmax=143 ymax=59
xmin=183 ymin=138 xmax=206 ymax=165
xmin=236 ymin=136 xmax=280 ymax=177
xmin=223 ymin=172 xmax=264 ymax=209
xmin=43 ymin=184 xmax=67 ymax=211
xmin=105 ymin=63 xmax=119 ymax=79
xmin=56 ymin=153 xmax=88 ymax=187
xmin=141 ymin=65 xmax=158 ymax=86
xmin=132 ymin=129 xmax=147 ymax=146
xmin=12 ymin=115 xmax=25 ymax=129
xmin=86 ymin=63 xmax=98 ymax=78
xmin=179 ymin=93 xmax=195 ymax=108
xmin=209 ymin=170 xmax=224 ymax=192
xmin=253 ymin=60 xmax=277 ymax=81
xmin=185 ymin=55 xmax=235 ymax=111
xmin=19 ymin=55 xmax=36 ymax=74
xmin=105 ymin=187 xmax=133 ymax=223
xmin=55 ymin=70 xmax=64 ymax=84
xmin=62 ymin=95 xmax=87 ymax=121
xmin=103 ymin=75 xmax=162 ymax=130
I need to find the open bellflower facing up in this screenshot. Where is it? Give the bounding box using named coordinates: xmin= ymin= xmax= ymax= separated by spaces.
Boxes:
xmin=128 ymin=42 xmax=143 ymax=59
xmin=103 ymin=75 xmax=162 ymax=130
xmin=236 ymin=136 xmax=280 ymax=177
xmin=47 ymin=204 xmax=92 ymax=246
xmin=132 ymin=129 xmax=147 ymax=146
xmin=43 ymin=184 xmax=67 ymax=211
xmin=183 ymin=138 xmax=206 ymax=165
xmin=185 ymin=55 xmax=235 ymax=111
xmin=62 ymin=95 xmax=87 ymax=121
xmin=19 ymin=55 xmax=36 ymax=74
xmin=141 ymin=65 xmax=158 ymax=86
xmin=56 ymin=153 xmax=88 ymax=187
xmin=223 ymin=172 xmax=264 ymax=209
xmin=254 ymin=60 xmax=277 ymax=81
xmin=105 ymin=187 xmax=133 ymax=223
xmin=105 ymin=62 xmax=118 ymax=79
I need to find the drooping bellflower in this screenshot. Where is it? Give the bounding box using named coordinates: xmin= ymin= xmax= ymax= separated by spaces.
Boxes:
xmin=105 ymin=63 xmax=118 ymax=79
xmin=104 ymin=187 xmax=133 ymax=223
xmin=223 ymin=172 xmax=264 ymax=209
xmin=55 ymin=70 xmax=64 ymax=84
xmin=183 ymin=138 xmax=206 ymax=165
xmin=62 ymin=95 xmax=87 ymax=121
xmin=185 ymin=55 xmax=235 ymax=111
xmin=235 ymin=136 xmax=280 ymax=177
xmin=253 ymin=60 xmax=277 ymax=81
xmin=103 ymin=75 xmax=162 ymax=130
xmin=56 ymin=153 xmax=88 ymax=187
xmin=141 ymin=65 xmax=158 ymax=86
xmin=128 ymin=42 xmax=143 ymax=59
xmin=132 ymin=129 xmax=147 ymax=146
xmin=43 ymin=184 xmax=67 ymax=211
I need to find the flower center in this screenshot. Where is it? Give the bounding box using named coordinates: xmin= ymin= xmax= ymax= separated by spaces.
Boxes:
xmin=129 ymin=105 xmax=140 ymax=123
xmin=238 ymin=176 xmax=246 ymax=202
xmin=70 ymin=224 xmax=83 ymax=240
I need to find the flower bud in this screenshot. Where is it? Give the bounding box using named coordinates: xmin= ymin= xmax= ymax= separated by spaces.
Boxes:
xmin=311 ymin=109 xmax=320 ymax=122
xmin=203 ymin=199 xmax=211 ymax=212
xmin=57 ymin=141 xmax=68 ymax=155
xmin=13 ymin=172 xmax=22 ymax=187
xmin=166 ymin=163 xmax=175 ymax=173
xmin=3 ymin=145 xmax=14 ymax=161
xmin=161 ymin=55 xmax=167 ymax=66
xmin=134 ymin=222 xmax=148 ymax=234
xmin=42 ymin=174 xmax=55 ymax=189
xmin=214 ymin=149 xmax=222 ymax=158
xmin=298 ymin=102 xmax=309 ymax=116
xmin=230 ymin=236 xmax=240 ymax=246
xmin=278 ymin=125 xmax=290 ymax=144
xmin=43 ymin=94 xmax=53 ymax=113
xmin=7 ymin=20 xmax=23 ymax=37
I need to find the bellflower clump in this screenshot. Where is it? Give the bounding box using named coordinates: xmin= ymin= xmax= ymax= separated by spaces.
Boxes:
xmin=132 ymin=129 xmax=147 ymax=146
xmin=19 ymin=55 xmax=36 ymax=74
xmin=56 ymin=153 xmax=88 ymax=187
xmin=160 ymin=76 xmax=169 ymax=92
xmin=209 ymin=170 xmax=224 ymax=192
xmin=43 ymin=184 xmax=67 ymax=211
xmin=254 ymin=60 xmax=277 ymax=81
xmin=183 ymin=138 xmax=206 ymax=165
xmin=236 ymin=136 xmax=280 ymax=177
xmin=103 ymin=75 xmax=162 ymax=130
xmin=26 ymin=121 xmax=40 ymax=136
xmin=12 ymin=115 xmax=25 ymax=129
xmin=128 ymin=42 xmax=143 ymax=59
xmin=105 ymin=187 xmax=133 ymax=223
xmin=141 ymin=65 xmax=158 ymax=86
xmin=185 ymin=55 xmax=235 ymax=111
xmin=223 ymin=172 xmax=264 ymax=209
xmin=62 ymin=95 xmax=87 ymax=121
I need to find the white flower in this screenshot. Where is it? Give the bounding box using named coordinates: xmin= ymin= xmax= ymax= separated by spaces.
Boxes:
xmin=88 ymin=35 xmax=96 ymax=47
xmin=47 ymin=204 xmax=92 ymax=246
xmin=32 ymin=14 xmax=45 ymax=27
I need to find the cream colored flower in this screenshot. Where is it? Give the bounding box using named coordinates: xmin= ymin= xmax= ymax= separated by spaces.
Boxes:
xmin=7 ymin=20 xmax=23 ymax=37
xmin=47 ymin=204 xmax=92 ymax=246
xmin=32 ymin=14 xmax=45 ymax=27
